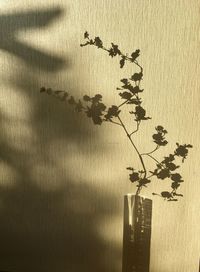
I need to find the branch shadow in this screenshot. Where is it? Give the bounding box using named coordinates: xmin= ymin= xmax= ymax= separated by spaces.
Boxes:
xmin=0 ymin=10 xmax=121 ymax=271
xmin=0 ymin=7 xmax=66 ymax=71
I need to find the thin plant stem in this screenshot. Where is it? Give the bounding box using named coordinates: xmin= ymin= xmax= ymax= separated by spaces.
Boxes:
xmin=141 ymin=145 xmax=159 ymax=156
xmin=142 ymin=153 xmax=162 ymax=167
xmin=118 ymin=100 xmax=129 ymax=108
xmin=117 ymin=115 xmax=147 ymax=179
xmin=108 ymin=119 xmax=122 ymax=126
xmin=130 ymin=121 xmax=140 ymax=136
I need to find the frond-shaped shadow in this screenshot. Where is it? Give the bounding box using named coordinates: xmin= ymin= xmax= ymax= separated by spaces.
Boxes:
xmin=0 ymin=50 xmax=121 ymax=271
xmin=0 ymin=7 xmax=66 ymax=71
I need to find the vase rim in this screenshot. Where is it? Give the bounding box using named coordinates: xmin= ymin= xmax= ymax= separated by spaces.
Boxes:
xmin=124 ymin=193 xmax=152 ymax=200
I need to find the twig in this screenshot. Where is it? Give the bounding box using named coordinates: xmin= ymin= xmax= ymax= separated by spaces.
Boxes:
xmin=118 ymin=100 xmax=129 ymax=108
xmin=141 ymin=145 xmax=159 ymax=156
xmin=130 ymin=121 xmax=140 ymax=136
xmin=142 ymin=153 xmax=162 ymax=167
xmin=108 ymin=119 xmax=122 ymax=127
xmin=117 ymin=115 xmax=147 ymax=178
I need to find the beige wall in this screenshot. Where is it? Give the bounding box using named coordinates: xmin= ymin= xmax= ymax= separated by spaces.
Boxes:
xmin=0 ymin=1 xmax=199 ymax=271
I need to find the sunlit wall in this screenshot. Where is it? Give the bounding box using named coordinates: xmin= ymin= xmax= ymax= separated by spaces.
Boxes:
xmin=0 ymin=1 xmax=199 ymax=271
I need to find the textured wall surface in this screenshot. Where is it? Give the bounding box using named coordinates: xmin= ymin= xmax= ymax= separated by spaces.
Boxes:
xmin=0 ymin=1 xmax=199 ymax=271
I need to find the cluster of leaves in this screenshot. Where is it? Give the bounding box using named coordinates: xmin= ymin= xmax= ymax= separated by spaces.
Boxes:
xmin=127 ymin=167 xmax=151 ymax=189
xmin=104 ymin=105 xmax=121 ymax=121
xmin=126 ymin=122 xmax=192 ymax=200
xmin=175 ymin=143 xmax=193 ymax=162
xmin=150 ymin=143 xmax=192 ymax=178
xmin=40 ymin=87 xmax=122 ymax=125
xmin=40 ymin=87 xmax=84 ymax=112
xmin=81 ymin=31 xmax=140 ymax=69
xmin=40 ymin=32 xmax=193 ymax=201
xmin=152 ymin=126 xmax=168 ymax=146
xmin=150 ymin=142 xmax=192 ymax=200
xmin=83 ymin=94 xmax=106 ymax=125
xmin=81 ymin=32 xmax=150 ymax=125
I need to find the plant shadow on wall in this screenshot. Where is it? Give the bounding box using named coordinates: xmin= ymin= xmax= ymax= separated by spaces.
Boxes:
xmin=0 ymin=10 xmax=120 ymax=272
xmin=0 ymin=7 xmax=66 ymax=71
xmin=42 ymin=32 xmax=192 ymax=201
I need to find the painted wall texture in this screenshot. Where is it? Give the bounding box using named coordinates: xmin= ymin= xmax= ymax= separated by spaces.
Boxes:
xmin=0 ymin=1 xmax=199 ymax=271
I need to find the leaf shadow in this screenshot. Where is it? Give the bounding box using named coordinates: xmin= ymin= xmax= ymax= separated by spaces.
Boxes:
xmin=0 ymin=7 xmax=67 ymax=71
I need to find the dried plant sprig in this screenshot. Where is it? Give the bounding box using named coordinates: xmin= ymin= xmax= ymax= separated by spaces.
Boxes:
xmin=40 ymin=31 xmax=193 ymax=201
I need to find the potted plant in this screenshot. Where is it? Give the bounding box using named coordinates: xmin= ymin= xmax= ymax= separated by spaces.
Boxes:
xmin=40 ymin=32 xmax=192 ymax=272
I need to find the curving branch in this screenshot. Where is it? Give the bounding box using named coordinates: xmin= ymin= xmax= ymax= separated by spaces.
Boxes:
xmin=40 ymin=32 xmax=193 ymax=201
